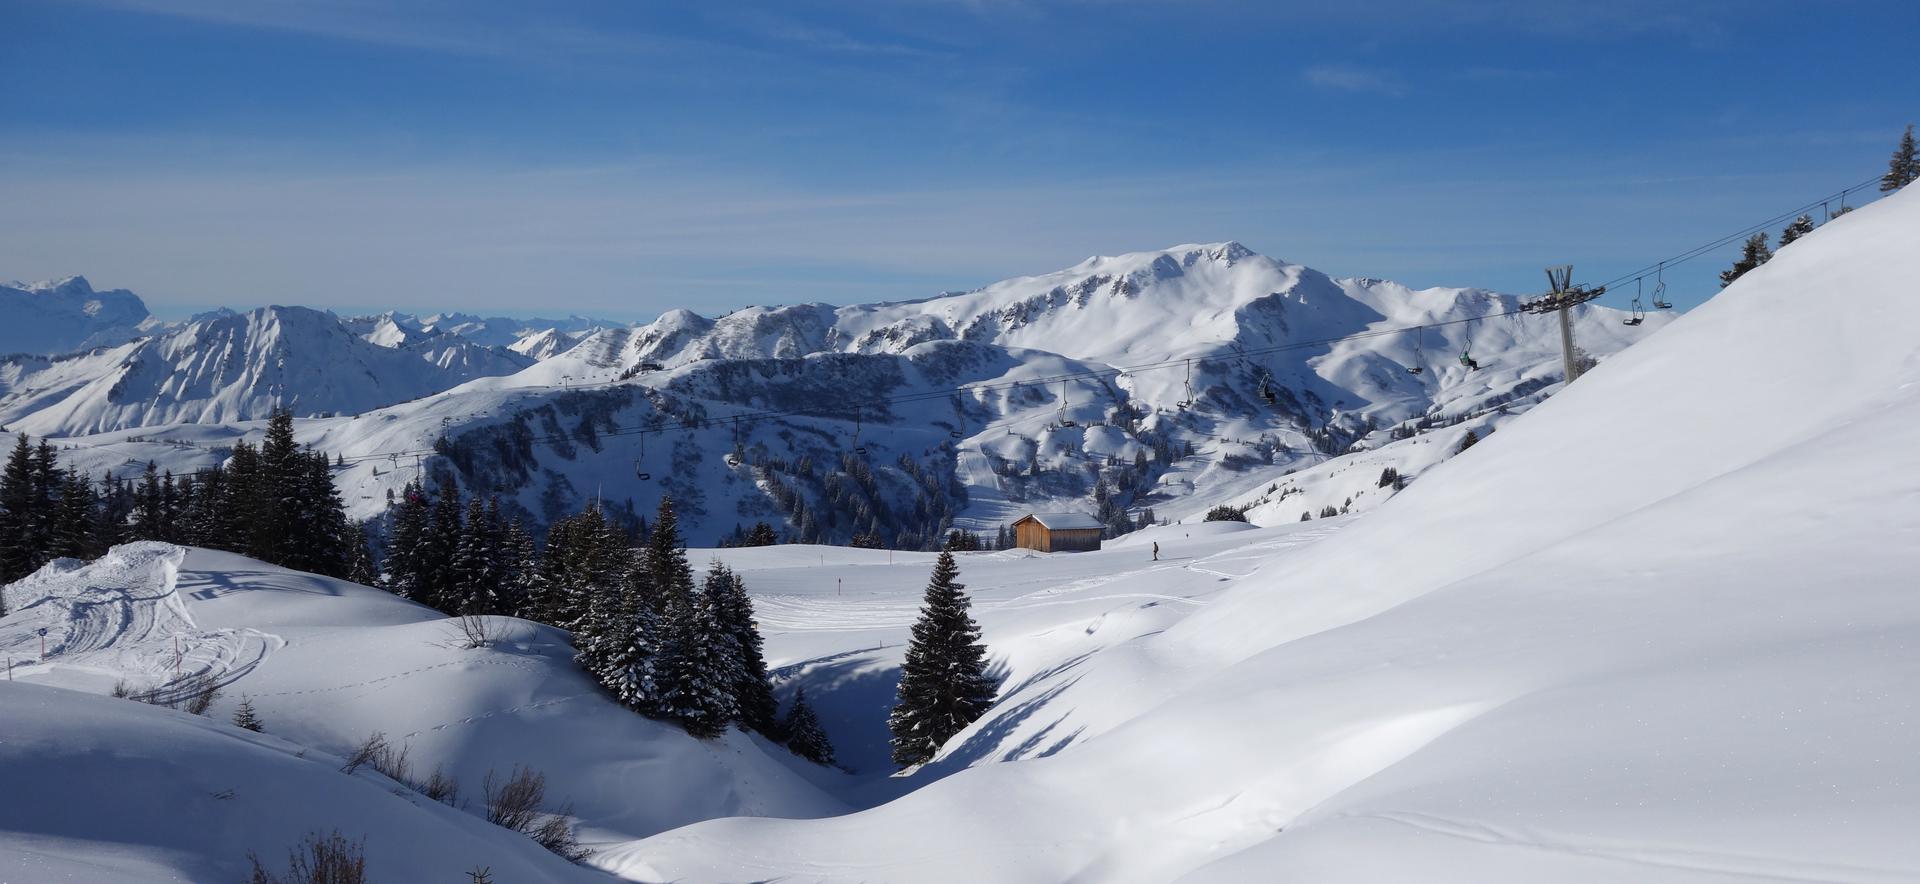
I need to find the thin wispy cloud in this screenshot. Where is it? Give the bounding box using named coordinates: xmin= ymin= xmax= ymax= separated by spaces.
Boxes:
xmin=1304 ymin=64 xmax=1405 ymax=96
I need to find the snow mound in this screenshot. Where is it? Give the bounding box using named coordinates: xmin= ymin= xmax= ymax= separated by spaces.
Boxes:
xmin=1 ymin=544 xmax=845 ymax=878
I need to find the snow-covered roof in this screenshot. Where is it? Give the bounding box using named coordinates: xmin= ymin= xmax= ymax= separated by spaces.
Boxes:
xmin=1017 ymin=512 xmax=1104 ymax=531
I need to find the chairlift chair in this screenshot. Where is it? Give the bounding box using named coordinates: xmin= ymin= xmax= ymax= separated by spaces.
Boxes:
xmin=1623 ymin=280 xmax=1646 ymax=326
xmin=635 ymin=434 xmax=652 ymax=481
xmin=1058 ymin=380 xmax=1077 ymax=428
xmin=1407 ymin=328 xmax=1425 ymax=375
xmin=1651 ymin=263 xmax=1674 ymax=310
xmin=852 ymin=407 xmax=868 ymax=456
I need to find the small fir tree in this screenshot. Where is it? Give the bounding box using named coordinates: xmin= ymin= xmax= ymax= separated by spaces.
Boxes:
xmin=887 ymin=552 xmax=996 ymax=767
xmin=1718 ymin=232 xmax=1773 ymax=288
xmin=1881 ymin=124 xmax=1919 ymax=193
xmin=1778 ymin=214 xmax=1816 ymax=248
xmin=233 ymin=696 xmax=265 ymax=732
xmin=782 ymin=688 xmax=836 ymax=766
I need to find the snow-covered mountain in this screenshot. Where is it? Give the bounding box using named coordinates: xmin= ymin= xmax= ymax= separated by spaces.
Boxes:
xmin=3 ymin=243 xmax=1666 ymax=544
xmin=0 ymin=275 xmax=155 ymax=356
xmin=0 ymin=306 xmax=531 ymax=435
xmin=300 ymin=242 xmax=1662 ymax=543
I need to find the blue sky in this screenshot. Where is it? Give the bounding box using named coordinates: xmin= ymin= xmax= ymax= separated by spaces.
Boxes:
xmin=1 ymin=0 xmax=1913 ymax=320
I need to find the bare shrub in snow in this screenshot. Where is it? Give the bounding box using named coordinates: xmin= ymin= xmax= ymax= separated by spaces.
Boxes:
xmin=182 ymin=672 xmax=221 ymax=716
xmin=339 ymin=732 xmax=388 ymax=775
xmin=482 ymin=765 xmax=589 ymax=861
xmin=111 ymin=680 xmax=134 ymax=698
xmin=246 ymin=829 xmax=366 ymax=884
xmin=448 ymin=613 xmax=508 ymax=649
xmin=418 ymin=764 xmax=460 ymax=805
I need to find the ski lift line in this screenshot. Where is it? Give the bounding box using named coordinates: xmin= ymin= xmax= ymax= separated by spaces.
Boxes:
xmin=1588 ymin=173 xmax=1883 ymax=296
xmin=113 ymin=174 xmax=1891 ymax=480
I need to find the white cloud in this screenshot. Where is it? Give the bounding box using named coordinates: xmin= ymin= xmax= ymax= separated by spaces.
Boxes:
xmin=1304 ymin=64 xmax=1405 ymax=96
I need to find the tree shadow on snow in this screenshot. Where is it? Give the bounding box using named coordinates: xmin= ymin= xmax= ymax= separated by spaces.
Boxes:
xmin=183 ymin=569 xmax=345 ymax=601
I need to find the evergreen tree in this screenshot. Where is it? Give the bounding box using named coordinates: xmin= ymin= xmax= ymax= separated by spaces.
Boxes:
xmin=130 ymin=462 xmax=167 ymax=542
xmin=448 ymin=496 xmax=498 ymax=614
xmin=744 ymin=521 xmax=779 ymax=547
xmin=1882 ymin=124 xmax=1919 ymax=193
xmin=420 ymin=483 xmax=465 ymax=611
xmin=887 ymin=552 xmax=996 ymax=767
xmin=232 ymin=696 xmax=265 ymax=732
xmin=595 ymin=539 xmax=661 ymax=712
xmin=500 ymin=517 xmax=537 ymax=617
xmin=0 ymin=434 xmax=43 ymax=582
xmin=346 ymin=522 xmax=380 ymax=588
xmin=782 ymin=688 xmax=835 ymax=766
xmin=1778 ymin=214 xmax=1816 ymax=248
xmin=51 ymin=469 xmax=99 ymax=560
xmin=385 ymin=482 xmax=433 ymax=602
xmin=1718 ymin=232 xmax=1773 ymax=288
xmin=656 ymin=584 xmax=738 ymax=738
xmin=252 ymin=408 xmax=305 ymax=563
xmin=703 ymin=563 xmax=776 ymax=733
xmin=1456 ymin=428 xmax=1481 ymax=454
xmin=642 ymin=496 xmax=695 ymax=618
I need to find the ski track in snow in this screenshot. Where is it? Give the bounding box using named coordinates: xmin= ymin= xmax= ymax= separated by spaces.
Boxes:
xmin=0 ymin=546 xmax=286 ymax=695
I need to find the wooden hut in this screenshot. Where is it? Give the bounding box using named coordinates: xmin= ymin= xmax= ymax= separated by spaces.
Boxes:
xmin=1011 ymin=512 xmax=1104 ymax=552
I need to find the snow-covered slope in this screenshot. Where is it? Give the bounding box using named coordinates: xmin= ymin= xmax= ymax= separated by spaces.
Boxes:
xmin=0 ymin=543 xmax=844 ymax=879
xmin=0 ymin=275 xmax=153 ymax=356
xmin=605 ymin=187 xmax=1920 ymax=879
xmin=0 ymin=306 xmax=529 ymax=435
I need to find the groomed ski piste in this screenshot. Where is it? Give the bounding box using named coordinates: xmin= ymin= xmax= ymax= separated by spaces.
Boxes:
xmin=3 ymin=184 xmax=1918 ymax=882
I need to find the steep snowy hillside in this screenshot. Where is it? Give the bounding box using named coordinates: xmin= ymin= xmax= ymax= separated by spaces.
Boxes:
xmin=607 ymin=185 xmax=1920 ymax=879
xmin=0 ymin=543 xmax=843 ymax=880
xmin=0 ymin=275 xmax=153 ymax=356
xmin=0 ymin=306 xmax=529 ymax=435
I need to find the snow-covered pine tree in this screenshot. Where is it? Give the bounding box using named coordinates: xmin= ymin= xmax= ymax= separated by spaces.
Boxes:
xmin=642 ymin=496 xmax=695 ymax=619
xmin=346 ymin=522 xmax=380 ymax=588
xmin=385 ymin=482 xmax=432 ymax=602
xmin=1882 ymin=124 xmax=1919 ymax=193
xmin=703 ymin=563 xmax=776 ymax=734
xmin=52 ymin=468 xmax=99 ymax=560
xmin=1456 ymin=428 xmax=1481 ymax=454
xmin=887 ymin=551 xmax=996 ymax=768
xmin=1719 ymin=232 xmax=1773 ymax=288
xmin=448 ymin=496 xmax=497 ymax=614
xmin=296 ymin=450 xmax=350 ymax=578
xmin=597 ymin=545 xmax=661 ymax=712
xmin=500 ymin=517 xmax=537 ymax=617
xmin=656 ymin=580 xmax=739 ymax=738
xmin=232 ymin=696 xmax=264 ymax=732
xmin=421 ymin=483 xmax=465 ymax=612
xmin=0 ymin=434 xmax=44 ymax=582
xmin=782 ymin=688 xmax=835 ymax=765
xmin=129 ymin=461 xmax=165 ymax=542
xmin=1778 ymin=214 xmax=1816 ymax=248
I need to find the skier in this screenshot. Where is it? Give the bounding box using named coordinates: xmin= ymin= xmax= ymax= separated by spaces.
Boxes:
xmin=1459 ymin=353 xmax=1480 ymax=371
xmin=1152 ymin=541 xmax=1159 ymax=562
